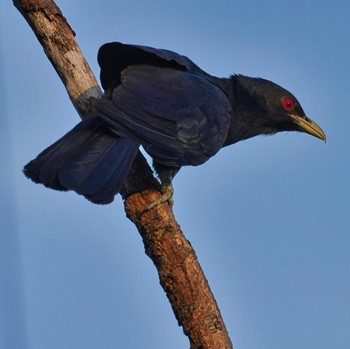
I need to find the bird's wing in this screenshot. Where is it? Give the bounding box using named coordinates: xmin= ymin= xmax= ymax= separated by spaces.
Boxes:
xmin=95 ymin=65 xmax=233 ymax=167
xmin=98 ymin=42 xmax=211 ymax=91
xmin=124 ymin=43 xmax=207 ymax=74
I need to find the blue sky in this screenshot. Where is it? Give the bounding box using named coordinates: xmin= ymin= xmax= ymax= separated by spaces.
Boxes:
xmin=1 ymin=1 xmax=349 ymax=348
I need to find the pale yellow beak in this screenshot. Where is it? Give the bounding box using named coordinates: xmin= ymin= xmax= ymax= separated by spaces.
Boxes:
xmin=291 ymin=114 xmax=326 ymax=142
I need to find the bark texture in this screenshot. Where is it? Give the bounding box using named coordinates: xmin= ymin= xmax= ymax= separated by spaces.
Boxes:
xmin=13 ymin=1 xmax=233 ymax=347
xmin=13 ymin=0 xmax=102 ymax=117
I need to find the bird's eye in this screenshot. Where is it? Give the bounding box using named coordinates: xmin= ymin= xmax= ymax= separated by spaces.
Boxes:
xmin=283 ymin=98 xmax=294 ymax=111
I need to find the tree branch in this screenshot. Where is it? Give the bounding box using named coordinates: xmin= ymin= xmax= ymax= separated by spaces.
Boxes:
xmin=13 ymin=1 xmax=233 ymax=347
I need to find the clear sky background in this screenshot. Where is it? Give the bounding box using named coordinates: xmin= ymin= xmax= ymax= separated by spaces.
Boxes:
xmin=1 ymin=1 xmax=349 ymax=348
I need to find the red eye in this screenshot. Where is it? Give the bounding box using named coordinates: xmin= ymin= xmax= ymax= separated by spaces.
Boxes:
xmin=283 ymin=98 xmax=294 ymax=111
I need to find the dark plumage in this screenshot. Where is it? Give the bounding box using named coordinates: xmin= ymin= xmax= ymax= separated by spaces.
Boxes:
xmin=24 ymin=42 xmax=326 ymax=204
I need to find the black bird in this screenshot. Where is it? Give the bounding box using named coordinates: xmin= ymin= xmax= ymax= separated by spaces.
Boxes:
xmin=24 ymin=42 xmax=326 ymax=204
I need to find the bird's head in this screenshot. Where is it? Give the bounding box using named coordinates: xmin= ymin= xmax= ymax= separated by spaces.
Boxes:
xmin=229 ymin=75 xmax=326 ymax=143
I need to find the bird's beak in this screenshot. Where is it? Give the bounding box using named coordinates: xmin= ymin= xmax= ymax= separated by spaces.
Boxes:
xmin=291 ymin=114 xmax=326 ymax=142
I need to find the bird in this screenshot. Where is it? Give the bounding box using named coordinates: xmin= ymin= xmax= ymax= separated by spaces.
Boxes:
xmin=24 ymin=42 xmax=326 ymax=205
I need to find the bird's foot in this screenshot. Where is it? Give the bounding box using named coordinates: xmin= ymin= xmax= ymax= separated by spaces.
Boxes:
xmin=145 ymin=183 xmax=174 ymax=212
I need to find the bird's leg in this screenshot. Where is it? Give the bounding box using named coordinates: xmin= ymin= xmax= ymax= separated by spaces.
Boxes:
xmin=145 ymin=182 xmax=174 ymax=212
xmin=140 ymin=162 xmax=179 ymax=214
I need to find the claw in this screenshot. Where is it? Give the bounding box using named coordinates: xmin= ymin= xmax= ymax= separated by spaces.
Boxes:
xmin=145 ymin=183 xmax=174 ymax=212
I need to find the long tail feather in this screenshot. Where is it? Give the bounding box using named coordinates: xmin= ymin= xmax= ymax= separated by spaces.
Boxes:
xmin=24 ymin=118 xmax=139 ymax=204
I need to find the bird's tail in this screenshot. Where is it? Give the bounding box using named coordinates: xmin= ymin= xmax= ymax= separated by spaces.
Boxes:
xmin=23 ymin=117 xmax=139 ymax=204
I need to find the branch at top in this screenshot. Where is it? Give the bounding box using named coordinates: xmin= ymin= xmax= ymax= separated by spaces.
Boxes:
xmin=13 ymin=0 xmax=102 ymax=118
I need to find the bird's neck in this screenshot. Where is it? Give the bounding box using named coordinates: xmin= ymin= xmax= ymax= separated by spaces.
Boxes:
xmin=223 ymin=112 xmax=266 ymax=146
xmin=223 ymin=75 xmax=277 ymax=146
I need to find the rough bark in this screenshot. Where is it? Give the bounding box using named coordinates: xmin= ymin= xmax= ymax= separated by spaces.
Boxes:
xmin=13 ymin=1 xmax=233 ymax=348
xmin=13 ymin=0 xmax=102 ymax=117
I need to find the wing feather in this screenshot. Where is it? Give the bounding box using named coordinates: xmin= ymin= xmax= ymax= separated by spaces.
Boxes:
xmin=96 ymin=65 xmax=233 ymax=167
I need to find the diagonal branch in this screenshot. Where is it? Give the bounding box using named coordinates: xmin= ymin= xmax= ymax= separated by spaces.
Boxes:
xmin=13 ymin=1 xmax=233 ymax=347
